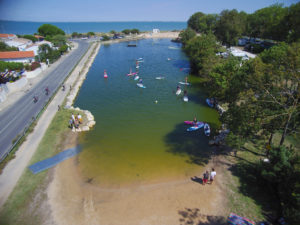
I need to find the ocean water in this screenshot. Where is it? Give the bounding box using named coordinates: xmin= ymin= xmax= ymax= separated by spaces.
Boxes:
xmin=74 ymin=39 xmax=220 ymax=187
xmin=0 ymin=21 xmax=186 ymax=35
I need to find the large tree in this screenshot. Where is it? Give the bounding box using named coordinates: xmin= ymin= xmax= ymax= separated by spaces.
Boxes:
xmin=215 ymin=9 xmax=247 ymax=46
xmin=188 ymin=12 xmax=218 ymax=34
xmin=248 ymin=4 xmax=288 ymax=40
xmin=184 ymin=32 xmax=220 ymax=77
xmin=38 ymin=24 xmax=65 ymax=37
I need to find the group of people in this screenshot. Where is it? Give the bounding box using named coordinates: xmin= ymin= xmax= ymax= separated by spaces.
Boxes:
xmin=202 ymin=168 xmax=216 ymax=185
xmin=69 ymin=113 xmax=82 ymax=129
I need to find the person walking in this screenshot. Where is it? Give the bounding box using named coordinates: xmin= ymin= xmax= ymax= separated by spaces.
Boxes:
xmin=203 ymin=170 xmax=209 ymax=185
xmin=210 ymin=168 xmax=216 ymax=184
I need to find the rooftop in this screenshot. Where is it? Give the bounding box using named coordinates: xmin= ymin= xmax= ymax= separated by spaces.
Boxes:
xmin=0 ymin=51 xmax=35 ymax=59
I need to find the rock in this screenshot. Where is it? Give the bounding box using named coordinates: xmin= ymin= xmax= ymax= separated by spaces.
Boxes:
xmin=87 ymin=121 xmax=96 ymax=127
xmin=75 ymin=107 xmax=80 ymax=111
xmin=82 ymin=126 xmax=90 ymax=131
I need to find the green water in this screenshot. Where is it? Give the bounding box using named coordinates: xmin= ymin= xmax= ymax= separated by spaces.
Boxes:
xmin=74 ymin=39 xmax=220 ymax=187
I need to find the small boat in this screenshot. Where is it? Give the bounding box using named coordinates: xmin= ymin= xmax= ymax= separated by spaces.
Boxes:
xmin=155 ymin=76 xmax=165 ymax=80
xmin=137 ymin=83 xmax=146 ymax=88
xmin=183 ymin=96 xmax=188 ymax=102
xmin=187 ymin=122 xmax=204 ymax=131
xmin=167 ymin=58 xmax=171 ymax=61
xmin=128 ymin=44 xmax=137 ymax=47
xmin=104 ymin=70 xmax=108 ymax=78
xmin=204 ymin=123 xmax=211 ymax=136
xmin=206 ymin=98 xmax=214 ymax=107
xmin=178 ymin=81 xmax=190 ymax=85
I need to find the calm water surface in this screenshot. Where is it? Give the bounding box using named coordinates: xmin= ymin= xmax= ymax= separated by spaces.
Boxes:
xmin=74 ymin=39 xmax=219 ymax=187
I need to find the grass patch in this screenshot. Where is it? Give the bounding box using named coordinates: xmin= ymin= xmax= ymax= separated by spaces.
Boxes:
xmin=0 ymin=108 xmax=80 ymax=225
xmin=223 ymin=133 xmax=299 ymax=223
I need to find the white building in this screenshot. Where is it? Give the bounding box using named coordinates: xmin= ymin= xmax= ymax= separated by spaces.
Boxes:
xmin=153 ymin=29 xmax=160 ymax=34
xmin=5 ymin=38 xmax=32 ymax=51
xmin=0 ymin=33 xmax=17 ymax=41
xmin=0 ymin=51 xmax=35 ymax=63
xmin=25 ymin=41 xmax=53 ymax=56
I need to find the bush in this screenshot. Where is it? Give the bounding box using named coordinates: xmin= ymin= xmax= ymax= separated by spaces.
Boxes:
xmin=101 ymin=35 xmax=110 ymax=41
xmin=58 ymin=45 xmax=68 ymax=54
xmin=22 ymin=35 xmax=38 ymax=43
xmin=0 ymin=61 xmax=24 ymax=72
xmin=122 ymin=29 xmax=131 ymax=35
xmin=131 ymin=29 xmax=140 ymax=34
xmin=30 ymin=62 xmax=41 ymax=71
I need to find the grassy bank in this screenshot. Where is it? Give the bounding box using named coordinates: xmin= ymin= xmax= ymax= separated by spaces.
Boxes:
xmin=0 ymin=108 xmax=81 ymax=225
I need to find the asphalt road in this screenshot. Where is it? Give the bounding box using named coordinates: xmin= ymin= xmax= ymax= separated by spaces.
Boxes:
xmin=0 ymin=40 xmax=89 ymax=160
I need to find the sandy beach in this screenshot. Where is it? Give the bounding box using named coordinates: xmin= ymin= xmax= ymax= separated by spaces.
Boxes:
xmin=47 ymin=134 xmax=229 ymax=225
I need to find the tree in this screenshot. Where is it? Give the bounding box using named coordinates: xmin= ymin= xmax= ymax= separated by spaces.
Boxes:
xmin=184 ymin=32 xmax=220 ymax=77
xmin=188 ymin=12 xmax=218 ymax=34
xmin=101 ymin=35 xmax=110 ymax=41
xmin=131 ymin=29 xmax=140 ymax=34
xmin=122 ymin=29 xmax=131 ymax=35
xmin=179 ymin=28 xmax=196 ymax=46
xmin=215 ymin=9 xmax=247 ymax=46
xmin=258 ymin=145 xmax=300 ymax=223
xmin=38 ymin=24 xmax=65 ymax=37
xmin=87 ymin=31 xmax=95 ymax=37
xmin=248 ymin=4 xmax=288 ymax=41
xmin=0 ymin=42 xmax=18 ymax=52
xmin=71 ymin=32 xmax=79 ymax=38
xmin=286 ymin=2 xmax=300 ymax=42
xmin=50 ymin=34 xmax=67 ymax=47
xmin=22 ymin=35 xmax=38 ymax=43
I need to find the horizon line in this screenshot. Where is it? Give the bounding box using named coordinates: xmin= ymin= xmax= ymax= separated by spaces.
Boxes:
xmin=0 ymin=19 xmax=187 ymax=23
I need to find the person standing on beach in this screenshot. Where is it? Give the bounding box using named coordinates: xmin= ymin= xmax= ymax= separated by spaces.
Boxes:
xmin=210 ymin=168 xmax=216 ymax=184
xmin=203 ymin=170 xmax=209 ymax=185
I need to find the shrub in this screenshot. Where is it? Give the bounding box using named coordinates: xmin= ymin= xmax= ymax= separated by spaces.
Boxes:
xmin=30 ymin=62 xmax=41 ymax=71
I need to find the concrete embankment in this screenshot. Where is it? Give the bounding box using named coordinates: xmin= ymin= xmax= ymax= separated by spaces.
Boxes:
xmin=65 ymin=42 xmax=101 ymax=132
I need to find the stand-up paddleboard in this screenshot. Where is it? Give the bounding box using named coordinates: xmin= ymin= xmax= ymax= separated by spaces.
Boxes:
xmin=179 ymin=82 xmax=190 ymax=85
xmin=204 ymin=123 xmax=211 ymax=136
xmin=183 ymin=96 xmax=188 ymax=102
xmin=137 ymin=83 xmax=146 ymax=88
xmin=155 ymin=76 xmax=165 ymax=80
xmin=104 ymin=70 xmax=108 ymax=78
xmin=134 ymin=75 xmax=139 ymax=80
xmin=176 ymin=89 xmax=182 ymax=95
xmin=187 ymin=122 xmax=204 ymax=131
xmin=206 ymin=98 xmax=214 ymax=107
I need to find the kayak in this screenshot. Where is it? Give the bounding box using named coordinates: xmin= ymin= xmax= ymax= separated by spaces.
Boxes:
xmin=176 ymin=89 xmax=182 ymax=96
xmin=204 ymin=123 xmax=211 ymax=136
xmin=137 ymin=83 xmax=146 ymax=88
xmin=183 ymin=96 xmax=188 ymax=102
xmin=187 ymin=123 xmax=204 ymax=131
xmin=179 ymin=82 xmax=190 ymax=85
xmin=206 ymin=98 xmax=214 ymax=107
xmin=134 ymin=75 xmax=139 ymax=80
xmin=127 ymin=72 xmax=137 ymax=76
xmin=155 ymin=77 xmax=165 ymax=80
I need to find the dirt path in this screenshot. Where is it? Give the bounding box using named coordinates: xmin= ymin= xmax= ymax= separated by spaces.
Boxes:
xmin=48 ymin=146 xmax=229 ymax=225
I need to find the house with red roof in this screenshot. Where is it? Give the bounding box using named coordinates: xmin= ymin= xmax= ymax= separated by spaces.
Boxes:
xmin=0 ymin=51 xmax=35 ymax=63
xmin=0 ymin=34 xmax=17 ymax=41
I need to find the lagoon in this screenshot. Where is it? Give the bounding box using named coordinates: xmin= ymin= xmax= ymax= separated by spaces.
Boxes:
xmin=74 ymin=39 xmax=219 ymax=187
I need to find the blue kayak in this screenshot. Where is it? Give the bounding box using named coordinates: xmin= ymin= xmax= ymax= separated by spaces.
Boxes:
xmin=206 ymin=98 xmax=214 ymax=107
xmin=204 ymin=123 xmax=211 ymax=136
xmin=187 ymin=123 xmax=204 ymax=131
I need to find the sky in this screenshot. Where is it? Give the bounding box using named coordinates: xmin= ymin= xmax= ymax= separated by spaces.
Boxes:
xmin=0 ymin=0 xmax=298 ymax=22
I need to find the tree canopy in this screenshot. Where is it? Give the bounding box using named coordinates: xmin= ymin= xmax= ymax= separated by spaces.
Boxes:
xmin=38 ymin=24 xmax=65 ymax=37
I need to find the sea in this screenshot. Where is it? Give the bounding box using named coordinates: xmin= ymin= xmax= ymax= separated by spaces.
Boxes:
xmin=0 ymin=21 xmax=187 ymax=35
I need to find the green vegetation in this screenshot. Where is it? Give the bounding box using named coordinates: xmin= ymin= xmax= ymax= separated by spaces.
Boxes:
xmin=0 ymin=61 xmax=24 ymax=72
xmin=38 ymin=24 xmax=65 ymax=37
xmin=185 ymin=2 xmax=300 ymax=46
xmin=101 ymin=34 xmax=110 ymax=41
xmin=182 ymin=2 xmax=300 ymax=223
xmin=0 ymin=108 xmax=80 ymax=225
xmin=20 ymin=35 xmax=38 ymax=43
xmin=0 ymin=42 xmax=18 ymax=52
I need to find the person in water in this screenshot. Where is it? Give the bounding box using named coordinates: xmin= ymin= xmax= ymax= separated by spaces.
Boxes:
xmin=193 ymin=116 xmax=197 ymax=125
xmin=185 ymin=76 xmax=188 ymax=83
xmin=138 ymin=78 xmax=143 ymax=84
